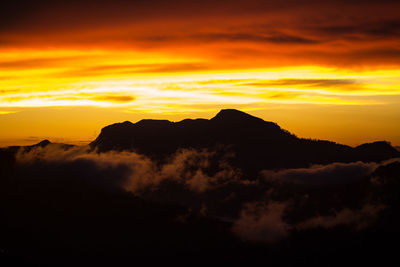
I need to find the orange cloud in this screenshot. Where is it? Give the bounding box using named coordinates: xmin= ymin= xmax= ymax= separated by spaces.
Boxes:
xmin=0 ymin=1 xmax=400 ymax=146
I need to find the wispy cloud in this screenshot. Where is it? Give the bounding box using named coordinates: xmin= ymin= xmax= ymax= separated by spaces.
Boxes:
xmin=243 ymin=79 xmax=358 ymax=88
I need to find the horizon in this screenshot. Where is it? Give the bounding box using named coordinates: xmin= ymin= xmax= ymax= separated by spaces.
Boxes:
xmin=1 ymin=108 xmax=399 ymax=148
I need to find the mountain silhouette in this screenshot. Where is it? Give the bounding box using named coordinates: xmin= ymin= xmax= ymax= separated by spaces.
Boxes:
xmin=90 ymin=109 xmax=399 ymax=174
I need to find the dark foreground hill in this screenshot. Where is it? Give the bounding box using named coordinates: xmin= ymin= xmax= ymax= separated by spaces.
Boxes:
xmin=90 ymin=109 xmax=399 ymax=174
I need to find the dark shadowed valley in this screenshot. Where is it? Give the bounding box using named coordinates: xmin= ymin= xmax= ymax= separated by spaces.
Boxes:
xmin=1 ymin=109 xmax=400 ymax=266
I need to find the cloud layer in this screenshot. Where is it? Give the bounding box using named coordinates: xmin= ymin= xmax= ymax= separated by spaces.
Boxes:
xmin=15 ymin=144 xmax=241 ymax=194
xmin=5 ymin=144 xmax=398 ymax=244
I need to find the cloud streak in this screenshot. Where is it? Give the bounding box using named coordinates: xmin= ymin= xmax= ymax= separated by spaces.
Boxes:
xmin=262 ymin=161 xmax=378 ymax=186
xmin=243 ymin=79 xmax=358 ymax=88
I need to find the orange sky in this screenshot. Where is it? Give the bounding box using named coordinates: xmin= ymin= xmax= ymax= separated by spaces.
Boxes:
xmin=1 ymin=0 xmax=400 ymax=147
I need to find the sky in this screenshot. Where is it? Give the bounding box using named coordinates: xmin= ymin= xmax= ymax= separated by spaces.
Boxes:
xmin=1 ymin=0 xmax=400 ymax=146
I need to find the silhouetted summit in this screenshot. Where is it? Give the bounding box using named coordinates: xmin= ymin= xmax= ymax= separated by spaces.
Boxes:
xmin=35 ymin=139 xmax=51 ymax=147
xmin=211 ymin=109 xmax=264 ymax=123
xmin=90 ymin=109 xmax=399 ymax=173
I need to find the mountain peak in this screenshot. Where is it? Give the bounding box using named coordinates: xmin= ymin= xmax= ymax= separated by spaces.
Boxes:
xmin=36 ymin=139 xmax=51 ymax=147
xmin=211 ymin=109 xmax=263 ymax=122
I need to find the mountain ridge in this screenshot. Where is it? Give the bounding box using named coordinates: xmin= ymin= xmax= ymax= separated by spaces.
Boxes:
xmin=89 ymin=109 xmax=399 ymax=173
xmin=2 ymin=109 xmax=397 ymax=174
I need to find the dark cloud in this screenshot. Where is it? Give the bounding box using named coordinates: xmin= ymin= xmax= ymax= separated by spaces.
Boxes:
xmin=193 ymin=32 xmax=319 ymax=44
xmin=314 ymin=19 xmax=400 ymax=39
xmin=1 ymin=1 xmax=399 ymax=69
xmin=1 ymin=1 xmax=399 ymax=44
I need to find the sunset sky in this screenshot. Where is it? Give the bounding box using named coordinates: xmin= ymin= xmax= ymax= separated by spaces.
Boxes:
xmin=1 ymin=0 xmax=399 ymax=146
